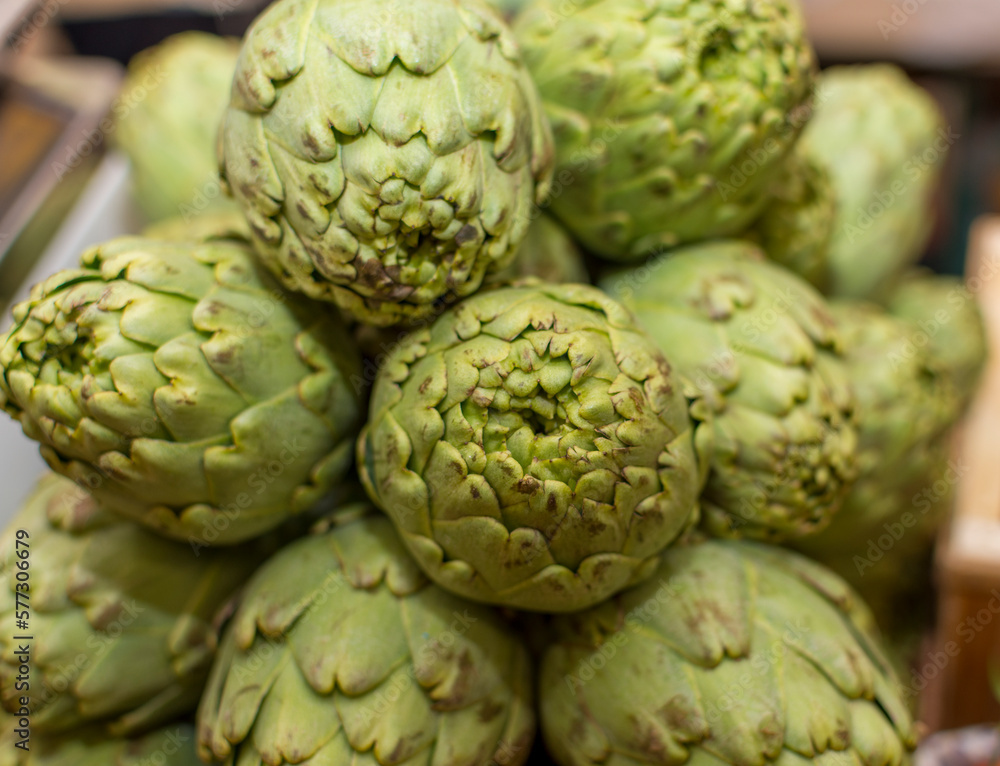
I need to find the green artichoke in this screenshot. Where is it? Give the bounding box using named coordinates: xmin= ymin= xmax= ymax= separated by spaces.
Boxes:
xmin=197 ymin=511 xmax=535 ymax=766
xmin=0 ymin=722 xmax=201 ymax=766
xmin=746 ymin=148 xmax=836 ymax=291
xmin=601 ymin=241 xmax=858 ymax=541
xmin=540 ymin=539 xmax=917 ymax=766
xmin=220 ymin=0 xmax=555 ymax=327
xmin=887 ymin=270 xmax=987 ymax=411
xmin=790 ymin=302 xmax=956 ymax=619
xmin=801 ymin=65 xmax=947 ymax=300
xmin=490 ymin=214 xmax=589 ymax=286
xmin=358 ymin=283 xmax=709 ymax=612
xmin=0 ymin=236 xmax=363 ymax=545
xmin=116 ymin=32 xmax=241 ymax=223
xmin=0 ymin=474 xmax=267 ymax=735
xmin=513 ymin=0 xmax=815 ymax=261
xmin=142 ymin=208 xmax=251 ymax=244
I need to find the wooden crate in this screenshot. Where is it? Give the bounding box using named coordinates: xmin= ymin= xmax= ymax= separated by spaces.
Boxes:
xmin=925 ymin=216 xmax=1000 ymax=729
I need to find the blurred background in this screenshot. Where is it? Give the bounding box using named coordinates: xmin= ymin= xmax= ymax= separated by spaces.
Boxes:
xmin=1 ymin=0 xmax=1000 ymax=751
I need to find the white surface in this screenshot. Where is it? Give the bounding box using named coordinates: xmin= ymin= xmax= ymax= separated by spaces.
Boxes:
xmin=0 ymin=152 xmax=140 ymax=527
xmin=0 ymin=0 xmax=37 ymax=49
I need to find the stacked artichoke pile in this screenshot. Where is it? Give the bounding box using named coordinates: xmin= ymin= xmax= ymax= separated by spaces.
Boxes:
xmin=0 ymin=0 xmax=989 ymax=764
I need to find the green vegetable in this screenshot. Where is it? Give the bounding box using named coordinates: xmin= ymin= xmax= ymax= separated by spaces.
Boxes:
xmin=514 ymin=0 xmax=815 ymax=261
xmin=141 ymin=208 xmax=251 ymax=244
xmin=116 ymin=32 xmax=241 ymax=223
xmin=887 ymin=270 xmax=987 ymax=412
xmin=0 ymin=236 xmax=363 ymax=545
xmin=746 ymin=147 xmax=836 ymax=290
xmin=220 ymin=0 xmax=554 ymax=327
xmin=0 ymin=475 xmax=267 ymax=735
xmin=0 ymin=722 xmax=202 ymax=766
xmin=602 ymin=241 xmax=858 ymax=541
xmin=490 ymin=214 xmax=589 ymax=285
xmin=197 ymin=511 xmax=535 ymax=766
xmin=539 ymin=539 xmax=917 ymax=766
xmin=358 ymin=282 xmax=709 ymax=612
xmin=801 ymin=65 xmax=947 ymax=299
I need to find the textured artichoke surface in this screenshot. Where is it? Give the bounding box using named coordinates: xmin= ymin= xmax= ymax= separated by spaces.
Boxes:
xmin=0 ymin=475 xmax=266 ymax=735
xmin=359 ymin=283 xmax=709 ymax=612
xmin=220 ymin=0 xmax=554 ymax=327
xmin=802 ymin=65 xmax=946 ymax=300
xmin=514 ymin=0 xmax=815 ymax=261
xmin=887 ymin=270 xmax=988 ymax=411
xmin=0 ymin=722 xmax=202 ymax=766
xmin=540 ymin=540 xmax=917 ymax=766
xmin=0 ymin=236 xmax=363 ymax=545
xmin=489 ymin=214 xmax=589 ymax=286
xmin=116 ymin=32 xmax=241 ymax=223
xmin=602 ymin=241 xmax=857 ymax=541
xmin=746 ymin=148 xmax=836 ymax=291
xmin=197 ymin=511 xmax=535 ymax=766
xmin=791 ymin=303 xmax=956 ymax=618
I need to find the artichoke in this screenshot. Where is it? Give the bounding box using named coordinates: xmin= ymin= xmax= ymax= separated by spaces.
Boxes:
xmin=142 ymin=208 xmax=251 ymax=244
xmin=0 ymin=474 xmax=267 ymax=735
xmin=601 ymin=241 xmax=858 ymax=541
xmin=490 ymin=214 xmax=589 ymax=286
xmin=358 ymin=282 xmax=709 ymax=612
xmin=513 ymin=0 xmax=815 ymax=261
xmin=0 ymin=236 xmax=363 ymax=545
xmin=220 ymin=0 xmax=555 ymax=328
xmin=746 ymin=148 xmax=836 ymax=291
xmin=116 ymin=32 xmax=241 ymax=223
xmin=0 ymin=722 xmax=201 ymax=766
xmin=801 ymin=65 xmax=947 ymax=300
xmin=887 ymin=270 xmax=988 ymax=410
xmin=539 ymin=539 xmax=917 ymax=766
xmin=197 ymin=511 xmax=535 ymax=766
xmin=791 ymin=302 xmax=956 ymax=619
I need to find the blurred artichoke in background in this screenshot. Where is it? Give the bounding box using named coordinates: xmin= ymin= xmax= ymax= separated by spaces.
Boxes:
xmin=116 ymin=32 xmax=241 ymax=223
xmin=0 ymin=475 xmax=267 ymax=735
xmin=489 ymin=214 xmax=589 ymax=285
xmin=801 ymin=65 xmax=947 ymax=300
xmin=142 ymin=208 xmax=251 ymax=244
xmin=220 ymin=0 xmax=554 ymax=327
xmin=792 ymin=302 xmax=957 ymax=618
xmin=0 ymin=236 xmax=363 ymax=545
xmin=887 ymin=270 xmax=988 ymax=409
xmin=0 ymin=722 xmax=201 ymax=766
xmin=514 ymin=0 xmax=815 ymax=261
xmin=746 ymin=148 xmax=836 ymax=290
xmin=602 ymin=242 xmax=857 ymax=541
xmin=539 ymin=540 xmax=917 ymax=766
xmin=359 ymin=283 xmax=709 ymax=612
xmin=198 ymin=511 xmax=535 ymax=766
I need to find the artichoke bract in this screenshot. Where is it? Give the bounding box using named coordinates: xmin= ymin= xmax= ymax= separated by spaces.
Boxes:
xmin=142 ymin=208 xmax=251 ymax=244
xmin=0 ymin=236 xmax=363 ymax=545
xmin=489 ymin=214 xmax=589 ymax=286
xmin=116 ymin=32 xmax=241 ymax=223
xmin=514 ymin=0 xmax=815 ymax=261
xmin=358 ymin=283 xmax=709 ymax=612
xmin=220 ymin=0 xmax=555 ymax=327
xmin=801 ymin=65 xmax=947 ymax=300
xmin=0 ymin=722 xmax=202 ymax=766
xmin=197 ymin=511 xmax=535 ymax=766
xmin=746 ymin=148 xmax=836 ymax=291
xmin=539 ymin=540 xmax=917 ymax=766
xmin=0 ymin=475 xmax=267 ymax=735
xmin=887 ymin=270 xmax=988 ymax=411
xmin=602 ymin=242 xmax=857 ymax=541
